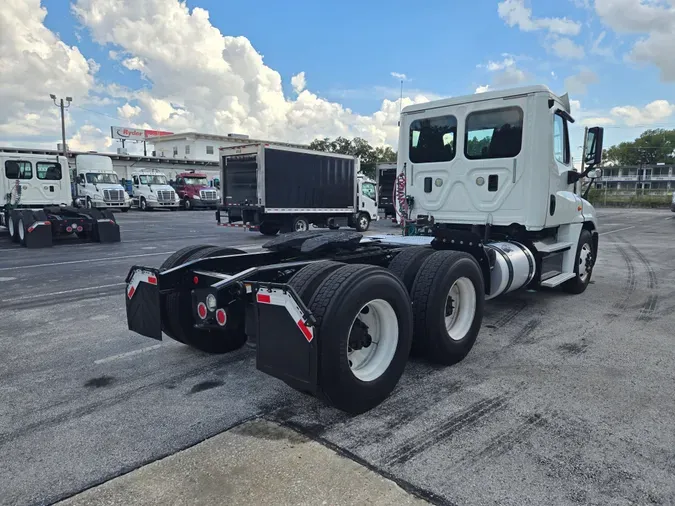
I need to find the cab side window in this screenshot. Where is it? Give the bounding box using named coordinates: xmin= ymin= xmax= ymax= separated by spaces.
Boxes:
xmin=553 ymin=114 xmax=571 ymax=165
xmin=361 ymin=182 xmax=376 ymax=199
xmin=133 ymin=175 xmax=139 ymax=185
xmin=409 ymin=115 xmax=457 ymax=164
xmin=37 ymin=162 xmax=62 ymax=180
xmin=5 ymin=161 xmax=32 ymax=179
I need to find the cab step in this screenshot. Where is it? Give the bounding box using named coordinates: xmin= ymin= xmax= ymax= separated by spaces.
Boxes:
xmin=540 ymin=272 xmax=576 ymax=288
xmin=534 ymin=241 xmax=573 ymax=254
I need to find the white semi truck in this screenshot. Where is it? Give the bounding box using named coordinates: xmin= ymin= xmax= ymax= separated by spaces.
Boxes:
xmin=73 ymin=154 xmax=131 ymax=212
xmin=124 ymin=84 xmax=603 ymax=414
xmin=129 ymin=169 xmax=180 ymax=211
xmin=1 ymin=152 xmax=120 ymax=247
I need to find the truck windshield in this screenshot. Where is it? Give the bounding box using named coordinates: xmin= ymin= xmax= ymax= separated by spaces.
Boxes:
xmin=86 ymin=172 xmax=119 ymax=184
xmin=139 ymin=175 xmax=167 ymax=185
xmin=183 ymin=176 xmax=207 ymax=185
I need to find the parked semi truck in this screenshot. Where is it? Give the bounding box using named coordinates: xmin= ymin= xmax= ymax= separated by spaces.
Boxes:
xmin=1 ymin=152 xmax=120 ymax=247
xmin=375 ymin=162 xmax=398 ymax=221
xmin=215 ymin=144 xmax=378 ymax=234
xmin=130 ymin=169 xmax=180 ymax=211
xmin=172 ymin=170 xmax=220 ymax=210
xmin=124 ymin=85 xmax=603 ymax=414
xmin=73 ymin=154 xmax=131 ymax=212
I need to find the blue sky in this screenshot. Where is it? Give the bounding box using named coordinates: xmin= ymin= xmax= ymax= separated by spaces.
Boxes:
xmin=3 ymin=0 xmax=675 ymax=161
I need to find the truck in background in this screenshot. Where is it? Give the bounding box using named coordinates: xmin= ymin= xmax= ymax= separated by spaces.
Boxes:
xmin=130 ymin=168 xmax=180 ymax=211
xmin=73 ymin=154 xmax=131 ymax=212
xmin=1 ymin=152 xmax=120 ymax=247
xmin=172 ymin=170 xmax=220 ymax=210
xmin=375 ymin=162 xmax=398 ymax=221
xmin=215 ymin=144 xmax=378 ymax=235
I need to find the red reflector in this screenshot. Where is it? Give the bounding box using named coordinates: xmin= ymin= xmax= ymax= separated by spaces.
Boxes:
xmin=256 ymin=293 xmax=271 ymax=304
xmin=216 ymin=308 xmax=227 ymax=326
xmin=77 ymin=226 xmax=83 ymax=232
xmin=27 ymin=226 xmax=34 ymax=233
xmin=66 ymin=227 xmax=72 ymax=233
xmin=193 ymin=276 xmax=199 ymax=285
xmin=197 ymin=302 xmax=207 ymax=319
xmin=147 ymin=276 xmax=157 ymax=285
xmin=127 ymin=286 xmax=136 ymax=299
xmin=44 ymin=221 xmax=51 ymax=226
xmin=297 ymin=319 xmax=313 ymax=342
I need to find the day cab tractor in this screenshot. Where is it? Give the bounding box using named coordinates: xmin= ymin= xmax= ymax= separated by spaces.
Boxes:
xmin=73 ymin=154 xmax=132 ymax=212
xmin=130 ymin=169 xmax=180 ymax=211
xmin=172 ymin=170 xmax=220 ymax=210
xmin=1 ymin=152 xmax=120 ymax=248
xmin=124 ymin=85 xmax=604 ymax=414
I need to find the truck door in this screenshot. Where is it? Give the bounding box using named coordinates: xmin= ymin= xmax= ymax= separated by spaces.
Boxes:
xmin=358 ymin=180 xmax=378 ymax=219
xmin=545 ymin=109 xmax=581 ymax=227
xmin=402 ymin=95 xmax=532 ymax=226
xmin=35 ymin=161 xmax=65 ymax=203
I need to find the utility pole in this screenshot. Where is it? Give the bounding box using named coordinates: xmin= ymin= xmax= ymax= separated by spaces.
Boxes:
xmin=50 ymin=94 xmax=72 ymax=158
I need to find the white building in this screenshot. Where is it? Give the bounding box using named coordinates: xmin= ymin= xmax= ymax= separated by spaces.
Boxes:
xmin=148 ymin=132 xmax=308 ymax=162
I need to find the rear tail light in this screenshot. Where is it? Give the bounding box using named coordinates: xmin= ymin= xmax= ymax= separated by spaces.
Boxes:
xmin=76 ymin=226 xmax=83 ymax=232
xmin=215 ymin=308 xmax=227 ymax=326
xmin=66 ymin=226 xmax=72 ymax=233
xmin=197 ymin=302 xmax=207 ymax=319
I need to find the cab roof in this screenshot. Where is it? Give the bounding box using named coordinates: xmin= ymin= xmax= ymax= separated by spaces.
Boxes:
xmin=402 ymin=85 xmax=570 ymax=115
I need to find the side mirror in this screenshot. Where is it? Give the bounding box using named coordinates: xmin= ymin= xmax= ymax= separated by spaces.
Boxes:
xmin=584 ymin=127 xmax=604 ymax=166
xmin=587 ymin=168 xmax=602 ymax=179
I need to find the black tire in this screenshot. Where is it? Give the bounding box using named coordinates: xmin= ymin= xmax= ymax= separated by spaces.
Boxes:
xmin=165 ymin=247 xmax=247 ymax=353
xmin=8 ymin=211 xmax=20 ymax=243
xmin=140 ymin=198 xmax=148 ymax=211
xmin=387 ymin=247 xmax=435 ymax=292
xmin=355 ymin=213 xmax=370 ymax=232
xmin=86 ymin=198 xmax=93 ymax=209
xmin=169 ymin=207 xmax=177 ymax=212
xmin=259 ymin=222 xmax=280 ymax=236
xmin=159 ymin=244 xmax=217 ymax=342
xmin=410 ymin=251 xmax=485 ymax=365
xmin=288 ymin=261 xmax=344 ymax=304
xmin=306 ymin=264 xmax=413 ymax=414
xmin=292 ymin=215 xmax=310 ymax=232
xmin=562 ymin=229 xmax=594 ymax=294
xmin=184 ymin=198 xmax=192 ymax=210
xmin=17 ymin=211 xmax=29 ymax=246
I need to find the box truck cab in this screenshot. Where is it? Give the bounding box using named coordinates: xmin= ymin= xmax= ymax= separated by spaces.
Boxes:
xmin=173 ymin=170 xmax=219 ymax=210
xmin=130 ymin=169 xmax=179 ymax=211
xmin=74 ymin=154 xmax=131 ymax=211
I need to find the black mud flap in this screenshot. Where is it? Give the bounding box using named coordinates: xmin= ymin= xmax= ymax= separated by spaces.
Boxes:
xmin=24 ymin=221 xmax=53 ymax=248
xmin=254 ymin=283 xmax=318 ymax=394
xmin=95 ymin=219 xmax=121 ymax=243
xmin=125 ymin=267 xmax=162 ymax=340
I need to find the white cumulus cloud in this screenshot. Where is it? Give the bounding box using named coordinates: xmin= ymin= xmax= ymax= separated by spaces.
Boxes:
xmin=498 ymin=0 xmax=581 ymax=35
xmin=72 ymin=0 xmax=426 ymax=149
xmin=475 ymin=85 xmax=490 ymax=93
xmin=117 ymin=103 xmax=141 ymax=119
xmin=564 ymin=69 xmax=599 ymax=94
xmin=610 ymin=100 xmax=675 ymax=126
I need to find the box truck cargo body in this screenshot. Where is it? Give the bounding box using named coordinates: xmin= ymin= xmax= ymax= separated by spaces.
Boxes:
xmin=217 ymin=144 xmax=377 ymax=235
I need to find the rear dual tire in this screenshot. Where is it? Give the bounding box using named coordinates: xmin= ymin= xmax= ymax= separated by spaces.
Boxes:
xmin=288 ymin=263 xmax=413 ymax=414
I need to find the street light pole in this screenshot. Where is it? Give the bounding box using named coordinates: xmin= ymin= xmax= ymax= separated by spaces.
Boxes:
xmin=50 ymin=94 xmax=72 ymax=158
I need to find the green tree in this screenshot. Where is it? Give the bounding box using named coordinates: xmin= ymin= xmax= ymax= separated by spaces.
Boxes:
xmin=603 ymin=129 xmax=675 ymax=166
xmin=308 ymin=136 xmax=397 ymax=178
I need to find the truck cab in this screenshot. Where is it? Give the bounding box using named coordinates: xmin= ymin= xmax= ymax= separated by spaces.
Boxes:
xmin=356 ymin=175 xmax=379 ymax=228
xmin=74 ymin=154 xmax=131 ymax=211
xmin=1 ymin=154 xmax=70 ymax=208
xmin=173 ymin=170 xmax=219 ymax=210
xmin=130 ymin=169 xmax=179 ymax=211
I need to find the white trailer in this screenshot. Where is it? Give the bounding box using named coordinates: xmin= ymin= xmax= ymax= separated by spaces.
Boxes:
xmin=129 ymin=168 xmax=180 ymax=211
xmin=124 ymin=84 xmax=604 ymax=414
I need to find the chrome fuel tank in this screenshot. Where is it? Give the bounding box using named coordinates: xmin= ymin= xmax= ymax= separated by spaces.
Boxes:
xmin=484 ymin=241 xmax=536 ymax=299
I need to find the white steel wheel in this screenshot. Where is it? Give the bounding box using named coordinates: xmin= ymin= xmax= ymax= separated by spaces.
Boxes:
xmin=293 ymin=217 xmax=309 ymax=232
xmin=8 ymin=215 xmax=15 ymax=238
xmin=578 ymin=243 xmax=592 ymax=282
xmin=347 ymin=299 xmax=399 ymax=382
xmin=444 ymin=277 xmax=477 ymax=341
xmin=18 ymin=218 xmax=25 ymax=242
xmin=140 ymin=198 xmax=147 ymax=210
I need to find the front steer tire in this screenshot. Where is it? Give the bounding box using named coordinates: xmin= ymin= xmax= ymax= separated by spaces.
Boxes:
xmin=165 ymin=247 xmax=248 ymax=354
xmin=410 ymin=251 xmax=485 ymax=365
xmin=305 ymin=264 xmax=413 ymax=414
xmin=562 ymin=229 xmax=594 ymax=295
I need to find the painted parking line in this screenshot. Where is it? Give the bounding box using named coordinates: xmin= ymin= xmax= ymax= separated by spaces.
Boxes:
xmin=0 ymin=282 xmax=125 ymax=304
xmin=599 ymin=226 xmax=636 ymax=236
xmin=94 ymin=344 xmax=162 ymax=364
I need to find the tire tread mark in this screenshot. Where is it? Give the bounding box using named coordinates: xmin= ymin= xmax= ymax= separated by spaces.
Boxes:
xmin=613 ymin=244 xmax=636 ymax=311
xmin=469 ymin=413 xmax=547 ymax=462
xmin=493 ymin=300 xmax=528 ymax=329
xmin=383 ymin=393 xmax=512 ymax=467
xmin=625 ymin=241 xmax=659 ymax=320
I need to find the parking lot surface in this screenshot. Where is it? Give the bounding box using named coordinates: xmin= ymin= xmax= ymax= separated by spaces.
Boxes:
xmin=1 ymin=209 xmax=674 ymax=506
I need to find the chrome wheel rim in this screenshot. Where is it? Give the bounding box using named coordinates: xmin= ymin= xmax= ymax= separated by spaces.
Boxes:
xmin=579 ymin=243 xmax=592 ymax=282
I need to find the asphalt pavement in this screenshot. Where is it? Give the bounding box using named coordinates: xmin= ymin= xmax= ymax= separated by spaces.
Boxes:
xmin=1 ymin=209 xmax=674 ymax=506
